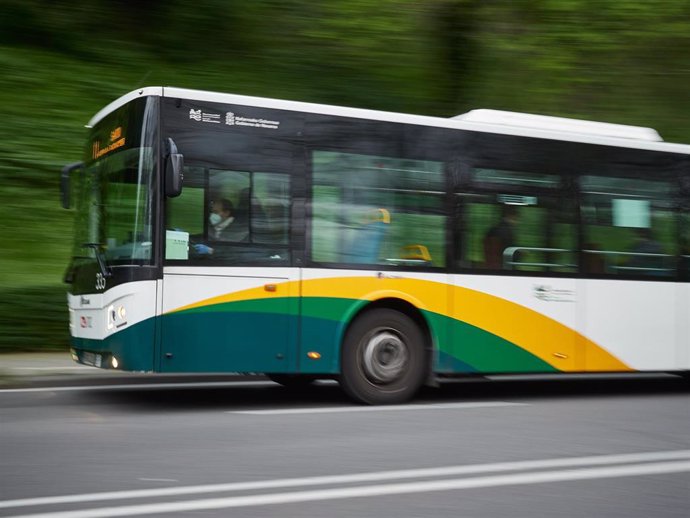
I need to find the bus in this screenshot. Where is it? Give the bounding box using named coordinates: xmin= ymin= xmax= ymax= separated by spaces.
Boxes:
xmin=62 ymin=87 xmax=690 ymax=404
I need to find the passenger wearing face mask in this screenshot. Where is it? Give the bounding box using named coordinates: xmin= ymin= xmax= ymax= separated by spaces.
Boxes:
xmin=193 ymin=197 xmax=250 ymax=256
xmin=208 ymin=198 xmax=233 ymax=239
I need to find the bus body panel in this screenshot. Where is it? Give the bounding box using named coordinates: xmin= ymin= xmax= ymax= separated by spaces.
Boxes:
xmin=68 ymin=280 xmax=158 ymax=371
xmin=299 ymin=269 xmax=451 ymax=375
xmin=159 ymin=267 xmax=300 ymax=373
xmin=67 ymin=273 xmax=687 ymax=377
xmin=580 ymin=280 xmax=679 ymax=371
xmin=681 ymin=283 xmax=690 ymax=369
xmin=449 ymin=274 xmax=580 ymax=373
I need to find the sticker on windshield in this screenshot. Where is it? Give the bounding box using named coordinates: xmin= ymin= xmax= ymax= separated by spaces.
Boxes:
xmin=189 ymin=109 xmax=220 ymax=123
xmin=188 ymin=108 xmax=280 ymax=130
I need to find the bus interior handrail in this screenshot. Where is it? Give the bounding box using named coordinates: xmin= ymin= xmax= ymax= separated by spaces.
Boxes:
xmin=502 ymin=247 xmax=574 ymax=269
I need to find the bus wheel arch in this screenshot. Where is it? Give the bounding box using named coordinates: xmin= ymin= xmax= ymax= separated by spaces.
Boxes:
xmin=339 ymin=299 xmax=432 ymax=404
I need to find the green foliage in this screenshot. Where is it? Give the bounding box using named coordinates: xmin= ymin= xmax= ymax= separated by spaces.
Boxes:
xmin=469 ymin=0 xmax=690 ymax=138
xmin=0 ymin=285 xmax=69 ymax=352
xmin=1 ymin=0 xmax=689 ymax=351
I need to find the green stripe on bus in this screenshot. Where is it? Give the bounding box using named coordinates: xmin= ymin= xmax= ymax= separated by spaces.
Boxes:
xmin=440 ymin=315 xmax=559 ymax=373
xmin=166 ymin=295 xmax=559 ymax=374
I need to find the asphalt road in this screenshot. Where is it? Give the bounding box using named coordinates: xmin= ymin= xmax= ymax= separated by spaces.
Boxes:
xmin=1 ymin=375 xmax=689 ymax=517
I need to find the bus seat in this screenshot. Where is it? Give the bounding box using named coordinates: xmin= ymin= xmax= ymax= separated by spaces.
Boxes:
xmin=341 ymin=208 xmax=391 ymax=264
xmin=400 ymin=244 xmax=432 ymax=265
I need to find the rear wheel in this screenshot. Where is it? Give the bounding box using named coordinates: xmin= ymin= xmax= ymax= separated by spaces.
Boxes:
xmin=340 ymin=309 xmax=427 ymax=405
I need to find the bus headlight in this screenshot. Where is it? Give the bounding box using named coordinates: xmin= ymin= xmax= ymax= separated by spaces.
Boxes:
xmin=107 ymin=304 xmax=128 ymax=331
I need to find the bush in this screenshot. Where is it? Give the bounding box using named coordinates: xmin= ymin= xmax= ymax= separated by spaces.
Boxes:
xmin=0 ymin=285 xmax=70 ymax=352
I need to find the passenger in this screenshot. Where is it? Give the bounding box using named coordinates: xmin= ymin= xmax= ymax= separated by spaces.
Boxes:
xmin=193 ymin=197 xmax=248 ymax=256
xmin=627 ymin=228 xmax=665 ymax=273
xmin=484 ymin=204 xmax=519 ymax=269
xmin=208 ymin=198 xmax=248 ymax=242
xmin=582 ymin=243 xmax=605 ymax=274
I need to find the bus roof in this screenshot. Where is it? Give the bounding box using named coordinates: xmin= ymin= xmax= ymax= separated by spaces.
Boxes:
xmin=452 ymin=109 xmax=664 ymax=142
xmin=88 ymin=86 xmax=690 ymax=155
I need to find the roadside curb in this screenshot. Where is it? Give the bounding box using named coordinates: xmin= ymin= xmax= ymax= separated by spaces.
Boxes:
xmin=0 ymin=373 xmax=268 ymax=390
xmin=0 ymin=353 xmax=268 ymax=389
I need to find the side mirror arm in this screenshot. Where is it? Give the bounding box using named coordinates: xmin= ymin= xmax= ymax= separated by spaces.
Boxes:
xmin=164 ymin=138 xmax=184 ymax=197
xmin=60 ymin=162 xmax=83 ymax=209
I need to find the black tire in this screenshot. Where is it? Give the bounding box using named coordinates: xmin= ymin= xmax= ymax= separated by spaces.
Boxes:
xmin=267 ymin=374 xmax=317 ymax=388
xmin=340 ymin=309 xmax=428 ymax=405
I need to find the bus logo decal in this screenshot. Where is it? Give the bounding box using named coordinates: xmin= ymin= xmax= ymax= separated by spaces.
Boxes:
xmin=533 ymin=284 xmax=575 ymax=303
xmin=189 ymin=109 xmax=220 ymax=124
xmin=190 ymin=107 xmax=280 ymax=129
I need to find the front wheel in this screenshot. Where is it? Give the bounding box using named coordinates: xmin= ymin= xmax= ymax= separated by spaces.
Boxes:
xmin=340 ymin=309 xmax=428 ymax=405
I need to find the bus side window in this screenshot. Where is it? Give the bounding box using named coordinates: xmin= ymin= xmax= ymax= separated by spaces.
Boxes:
xmin=165 ymin=167 xmax=291 ymax=264
xmin=252 ymin=173 xmax=290 ymax=245
xmin=311 ymin=150 xmax=446 ymax=267
xmin=459 ymin=168 xmax=576 ymax=273
xmin=580 ymin=175 xmax=677 ymax=278
xmin=165 ymin=166 xmax=206 ymax=261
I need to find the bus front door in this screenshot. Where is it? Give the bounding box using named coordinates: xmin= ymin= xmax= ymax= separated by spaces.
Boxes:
xmin=159 ymin=267 xmax=299 ymax=374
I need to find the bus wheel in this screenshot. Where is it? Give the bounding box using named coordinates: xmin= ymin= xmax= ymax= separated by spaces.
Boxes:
xmin=267 ymin=374 xmax=317 ymax=388
xmin=340 ymin=309 xmax=427 ymax=405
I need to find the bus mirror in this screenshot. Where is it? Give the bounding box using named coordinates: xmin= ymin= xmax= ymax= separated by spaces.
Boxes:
xmin=60 ymin=162 xmax=83 ymax=209
xmin=165 ymin=138 xmax=184 ymax=197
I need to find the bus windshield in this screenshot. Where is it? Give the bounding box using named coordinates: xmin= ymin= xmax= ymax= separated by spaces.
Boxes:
xmin=71 ymin=97 xmax=159 ymax=267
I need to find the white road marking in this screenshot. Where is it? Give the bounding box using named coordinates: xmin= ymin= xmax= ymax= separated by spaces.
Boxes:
xmin=230 ymin=401 xmax=527 ymax=415
xmin=0 ymin=381 xmax=274 ymax=394
xmin=7 ymin=460 xmax=690 ymax=518
xmin=2 ymin=450 xmax=689 ymax=510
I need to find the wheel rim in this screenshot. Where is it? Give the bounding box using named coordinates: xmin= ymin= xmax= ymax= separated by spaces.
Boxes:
xmin=360 ymin=328 xmax=410 ymax=385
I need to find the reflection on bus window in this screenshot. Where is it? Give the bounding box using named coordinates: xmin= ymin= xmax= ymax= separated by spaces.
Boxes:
xmin=311 ymin=150 xmax=446 ymax=267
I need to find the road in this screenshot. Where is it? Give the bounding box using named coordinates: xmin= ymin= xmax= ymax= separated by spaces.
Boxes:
xmin=1 ymin=375 xmax=689 ymax=517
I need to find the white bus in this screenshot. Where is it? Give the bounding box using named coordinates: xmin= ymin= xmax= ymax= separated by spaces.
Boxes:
xmin=62 ymin=87 xmax=690 ymax=404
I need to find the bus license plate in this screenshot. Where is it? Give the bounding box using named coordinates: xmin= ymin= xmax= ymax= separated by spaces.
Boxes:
xmin=81 ymin=351 xmax=102 ymax=368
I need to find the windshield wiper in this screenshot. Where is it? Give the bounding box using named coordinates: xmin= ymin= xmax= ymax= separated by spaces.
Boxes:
xmin=63 ymin=255 xmax=91 ymax=284
xmin=83 ymin=243 xmax=113 ymax=279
